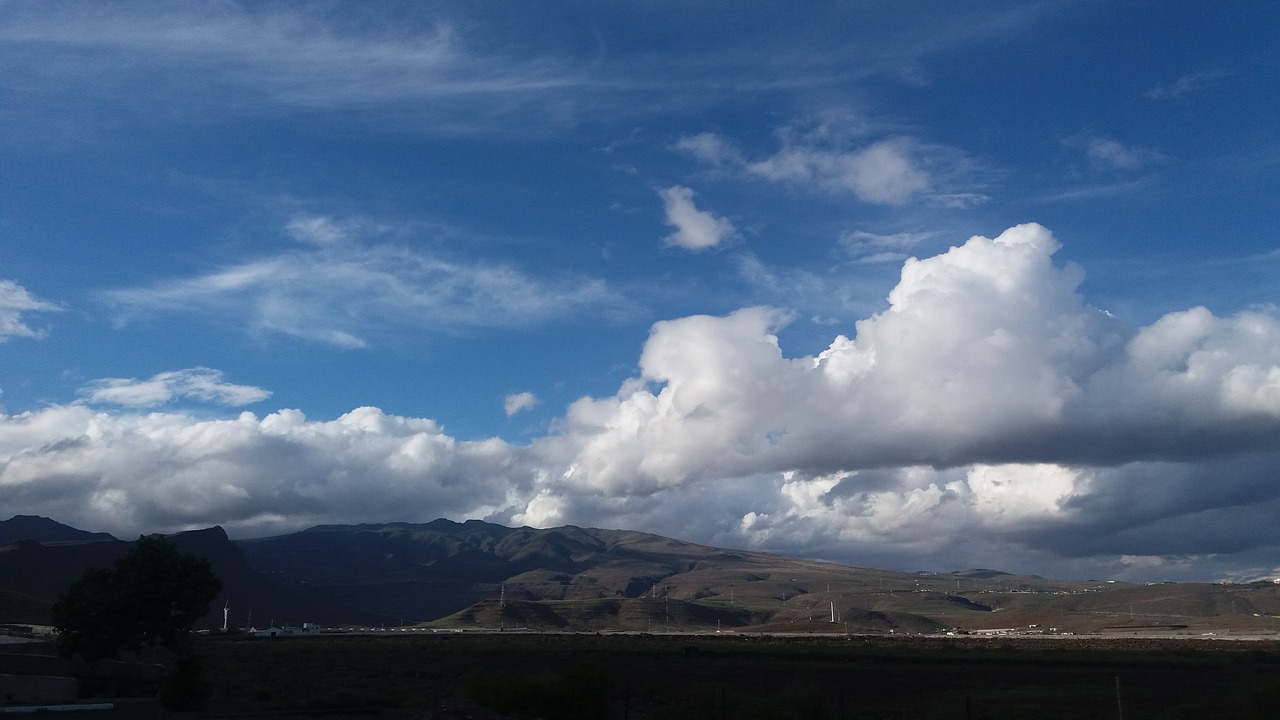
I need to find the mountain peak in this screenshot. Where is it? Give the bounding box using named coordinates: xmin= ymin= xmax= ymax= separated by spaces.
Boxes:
xmin=0 ymin=515 xmax=117 ymax=545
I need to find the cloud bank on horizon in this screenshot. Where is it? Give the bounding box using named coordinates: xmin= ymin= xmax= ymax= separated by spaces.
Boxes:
xmin=6 ymin=224 xmax=1280 ymax=583
xmin=1 ymin=1 xmax=1278 ymax=582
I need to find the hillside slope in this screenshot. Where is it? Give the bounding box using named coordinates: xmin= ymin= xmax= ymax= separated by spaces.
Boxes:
xmin=6 ymin=517 xmax=1278 ymax=635
xmin=0 ymin=525 xmax=392 ymax=629
xmin=236 ymin=519 xmax=1088 ymax=629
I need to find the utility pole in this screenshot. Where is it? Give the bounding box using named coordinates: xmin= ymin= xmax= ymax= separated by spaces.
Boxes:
xmin=1115 ymin=676 xmax=1123 ymax=720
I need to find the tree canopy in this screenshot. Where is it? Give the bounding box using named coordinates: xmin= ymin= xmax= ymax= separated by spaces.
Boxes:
xmin=51 ymin=535 xmax=222 ymax=662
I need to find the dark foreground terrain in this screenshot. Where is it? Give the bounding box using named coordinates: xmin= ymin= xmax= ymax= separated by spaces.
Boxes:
xmin=194 ymin=632 xmax=1280 ymax=719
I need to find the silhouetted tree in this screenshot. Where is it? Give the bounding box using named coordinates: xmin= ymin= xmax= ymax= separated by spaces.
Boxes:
xmin=51 ymin=535 xmax=222 ymax=709
xmin=52 ymin=535 xmax=221 ymax=660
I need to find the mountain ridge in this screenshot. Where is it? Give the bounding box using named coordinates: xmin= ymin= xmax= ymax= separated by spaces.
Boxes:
xmin=0 ymin=515 xmax=117 ymax=545
xmin=0 ymin=520 xmax=393 ymax=629
xmin=4 ymin=517 xmax=1279 ymax=636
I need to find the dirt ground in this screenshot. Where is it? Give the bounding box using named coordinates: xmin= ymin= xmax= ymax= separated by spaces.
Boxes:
xmin=193 ymin=631 xmax=1280 ymax=719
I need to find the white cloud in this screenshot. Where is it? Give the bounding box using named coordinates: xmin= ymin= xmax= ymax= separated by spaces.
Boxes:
xmin=1065 ymin=134 xmax=1165 ymax=171
xmin=835 ymin=228 xmax=945 ymax=266
xmin=1145 ymin=69 xmax=1228 ymax=100
xmin=678 ymin=124 xmax=975 ymax=206
xmin=1086 ymin=138 xmax=1144 ymax=169
xmin=934 ymin=192 xmax=991 ymax=209
xmin=839 ymin=230 xmax=936 ymax=261
xmin=0 ymin=405 xmax=533 ymax=538
xmin=1043 ymin=179 xmax=1153 ymax=202
xmin=590 ymin=225 xmax=1274 ymax=487
xmin=658 ymin=186 xmax=737 ymax=251
xmin=286 ymin=215 xmax=354 ymax=246
xmin=747 ymin=138 xmax=929 ymax=205
xmin=79 ymin=368 xmax=271 ymax=408
xmin=504 ymin=391 xmax=538 ymax=417
xmin=520 ymin=223 xmax=1280 ymax=572
xmin=105 ymin=214 xmax=629 ymax=347
xmin=0 ymin=279 xmax=61 ymax=342
xmin=549 ymin=225 xmax=1117 ymax=492
xmin=674 ymin=133 xmax=743 ymax=167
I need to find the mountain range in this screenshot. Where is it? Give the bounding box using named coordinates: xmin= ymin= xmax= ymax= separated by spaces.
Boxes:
xmin=3 ymin=515 xmax=1278 ymax=636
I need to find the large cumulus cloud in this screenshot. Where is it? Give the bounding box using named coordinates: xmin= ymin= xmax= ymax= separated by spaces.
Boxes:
xmin=530 ymin=224 xmax=1280 ymax=577
xmin=548 ymin=224 xmax=1280 ymax=490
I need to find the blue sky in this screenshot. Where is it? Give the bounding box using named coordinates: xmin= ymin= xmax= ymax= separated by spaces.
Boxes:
xmin=2 ymin=0 xmax=1279 ymax=582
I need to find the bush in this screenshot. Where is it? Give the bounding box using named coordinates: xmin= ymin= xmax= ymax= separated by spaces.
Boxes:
xmin=467 ymin=662 xmax=609 ymax=719
xmin=159 ymin=653 xmax=211 ymax=711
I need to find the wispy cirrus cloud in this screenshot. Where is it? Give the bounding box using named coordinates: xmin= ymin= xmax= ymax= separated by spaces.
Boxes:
xmin=839 ymin=230 xmax=938 ymax=264
xmin=0 ymin=279 xmax=61 ymax=342
xmin=79 ymin=367 xmax=271 ymax=408
xmin=104 ymin=215 xmax=631 ymax=348
xmin=0 ymin=3 xmax=589 ymax=137
xmin=679 ymin=131 xmax=933 ymax=206
xmin=0 ymin=7 xmax=562 ymax=103
xmin=1043 ymin=179 xmax=1154 ymax=203
xmin=1065 ymin=134 xmax=1166 ymax=171
xmin=0 ymin=2 xmax=1083 ymax=143
xmin=1144 ymin=68 xmax=1229 ymax=100
xmin=677 ymin=114 xmax=982 ymax=207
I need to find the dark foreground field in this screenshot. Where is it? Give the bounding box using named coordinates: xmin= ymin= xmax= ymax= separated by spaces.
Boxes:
xmin=195 ymin=632 xmax=1280 ymax=719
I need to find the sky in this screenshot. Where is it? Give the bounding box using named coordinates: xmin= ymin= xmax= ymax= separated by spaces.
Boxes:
xmin=2 ymin=0 xmax=1279 ymax=583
